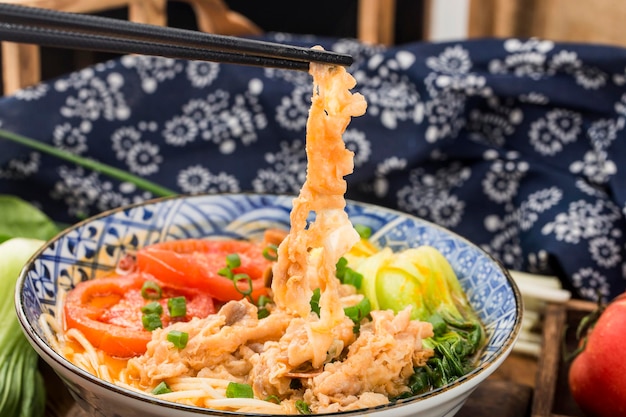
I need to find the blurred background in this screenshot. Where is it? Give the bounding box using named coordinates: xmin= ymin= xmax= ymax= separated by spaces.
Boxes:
xmin=3 ymin=0 xmax=626 ymax=96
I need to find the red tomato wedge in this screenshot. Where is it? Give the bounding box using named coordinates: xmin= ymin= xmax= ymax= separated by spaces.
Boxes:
xmin=64 ymin=273 xmax=215 ymax=357
xmin=135 ymin=239 xmax=272 ymax=302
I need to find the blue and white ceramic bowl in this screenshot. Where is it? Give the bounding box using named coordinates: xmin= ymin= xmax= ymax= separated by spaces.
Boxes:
xmin=15 ymin=193 xmax=522 ymax=417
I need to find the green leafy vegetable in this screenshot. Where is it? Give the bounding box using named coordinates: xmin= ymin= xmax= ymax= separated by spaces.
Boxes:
xmin=141 ymin=280 xmax=162 ymax=300
xmin=256 ymin=295 xmax=272 ymax=319
xmin=225 ymin=382 xmax=254 ymax=398
xmin=262 ymin=244 xmax=278 ymax=261
xmin=167 ymin=330 xmax=189 ymax=349
xmin=167 ymin=296 xmax=187 ymax=318
xmin=295 ymin=399 xmax=312 ymax=414
xmin=141 ymin=301 xmax=163 ymax=315
xmin=355 ymin=245 xmax=486 ymax=395
xmin=152 ymin=381 xmax=172 ymax=395
xmin=310 ymin=288 xmax=321 ymax=316
xmin=335 ymin=257 xmax=364 ymax=289
xmin=354 ymin=224 xmax=372 ymax=239
xmin=0 ymin=195 xmax=60 ymax=244
xmin=142 ymin=313 xmax=163 ymax=331
xmin=0 ymin=238 xmax=48 ymax=417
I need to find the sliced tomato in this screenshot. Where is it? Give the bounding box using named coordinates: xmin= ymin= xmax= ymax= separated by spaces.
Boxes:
xmin=135 ymin=239 xmax=272 ymax=302
xmin=64 ymin=273 xmax=215 ymax=358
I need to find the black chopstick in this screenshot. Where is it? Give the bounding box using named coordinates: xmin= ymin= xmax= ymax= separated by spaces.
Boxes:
xmin=0 ymin=3 xmax=354 ymax=71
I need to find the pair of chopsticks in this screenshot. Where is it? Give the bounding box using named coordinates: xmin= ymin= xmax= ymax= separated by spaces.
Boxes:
xmin=0 ymin=3 xmax=353 ymax=71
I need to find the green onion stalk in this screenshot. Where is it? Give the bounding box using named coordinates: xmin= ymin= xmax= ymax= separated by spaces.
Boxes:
xmin=0 ymin=129 xmax=176 ymax=198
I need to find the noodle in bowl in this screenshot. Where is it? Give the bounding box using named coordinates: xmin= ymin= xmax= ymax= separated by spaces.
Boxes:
xmin=16 ymin=193 xmax=522 ymax=417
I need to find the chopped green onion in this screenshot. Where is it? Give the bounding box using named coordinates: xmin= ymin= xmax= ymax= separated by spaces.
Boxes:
xmin=295 ymin=399 xmax=311 ymax=414
xmin=264 ymin=394 xmax=281 ymax=404
xmin=257 ymin=295 xmax=271 ymax=307
xmin=335 ymin=257 xmax=363 ymax=289
xmin=342 ymin=268 xmax=363 ymax=289
xmin=354 ymin=224 xmax=372 ymax=239
xmin=310 ymin=288 xmax=321 ymax=316
xmin=225 ymin=382 xmax=254 ymax=398
xmin=336 ymin=257 xmax=348 ymax=275
xmin=217 ymin=266 xmax=233 ymax=279
xmin=225 ymin=253 xmax=241 ymax=269
xmin=262 ymin=244 xmax=278 ymax=261
xmin=167 ymin=330 xmax=189 ymax=349
xmin=168 ymin=296 xmax=187 ymax=318
xmin=233 ymin=273 xmax=253 ymax=296
xmin=141 ymin=301 xmax=163 ymax=315
xmin=141 ymin=280 xmax=162 ymax=300
xmin=152 ymin=381 xmax=172 ymax=395
xmin=142 ymin=313 xmax=163 ymax=331
xmin=257 ymin=295 xmax=271 ymax=319
xmin=344 ymin=297 xmax=371 ymax=326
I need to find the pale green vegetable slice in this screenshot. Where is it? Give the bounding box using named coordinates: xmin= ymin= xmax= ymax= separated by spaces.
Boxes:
xmin=0 ymin=237 xmax=47 ymax=417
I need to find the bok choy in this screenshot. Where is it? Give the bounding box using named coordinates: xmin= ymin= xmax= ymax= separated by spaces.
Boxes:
xmin=351 ymin=244 xmax=486 ymax=395
xmin=0 ymin=238 xmax=47 ymax=417
xmin=0 ymin=195 xmax=61 ymax=417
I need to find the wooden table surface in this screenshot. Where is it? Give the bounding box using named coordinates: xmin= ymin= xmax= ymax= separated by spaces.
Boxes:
xmin=44 ymin=351 xmax=539 ymax=417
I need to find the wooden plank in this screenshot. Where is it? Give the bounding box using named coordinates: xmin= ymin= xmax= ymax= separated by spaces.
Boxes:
xmin=357 ymin=0 xmax=396 ymax=46
xmin=1 ymin=42 xmax=40 ymax=95
xmin=457 ymin=379 xmax=532 ymax=417
xmin=531 ymin=302 xmax=567 ymax=417
xmin=531 ymin=300 xmax=596 ymax=417
xmin=467 ymin=0 xmax=496 ymax=38
xmin=128 ymin=0 xmax=167 ymax=26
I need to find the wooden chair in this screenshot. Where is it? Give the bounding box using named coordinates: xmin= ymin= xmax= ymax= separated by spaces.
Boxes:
xmin=468 ymin=0 xmax=626 ymax=47
xmin=0 ymin=0 xmax=262 ymax=95
xmin=1 ymin=0 xmax=399 ymax=96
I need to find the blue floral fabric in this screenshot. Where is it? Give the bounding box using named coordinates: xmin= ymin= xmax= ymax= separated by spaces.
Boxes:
xmin=1 ymin=34 xmax=626 ymax=302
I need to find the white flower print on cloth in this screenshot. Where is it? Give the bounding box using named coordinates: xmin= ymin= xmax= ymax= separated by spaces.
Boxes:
xmin=110 ymin=121 xmax=162 ymax=176
xmin=253 ymin=139 xmax=307 ymax=194
xmin=468 ymin=97 xmax=523 ymax=146
xmin=55 ymin=68 xmax=130 ymax=123
xmin=0 ymin=152 xmax=40 ymax=180
xmin=53 ymin=121 xmax=91 ymax=154
xmin=14 ymin=83 xmax=49 ymax=101
xmin=548 ymin=50 xmax=581 ymax=75
xmin=518 ymin=187 xmax=563 ymax=232
xmin=528 ymin=108 xmax=582 ymax=155
xmin=570 ymin=150 xmax=617 ymax=185
xmin=542 ymin=199 xmax=622 ymax=244
xmin=186 ymin=60 xmax=220 ymax=88
xmin=572 ymin=267 xmax=611 ymax=302
xmin=589 ymin=236 xmax=622 ymax=269
xmin=51 ymin=166 xmax=152 ymax=218
xmin=482 ymin=210 xmax=524 ymax=270
xmin=397 ymin=162 xmax=470 ymax=227
xmin=177 ymin=165 xmax=240 ymax=194
xmin=343 ymin=129 xmax=371 ymax=167
xmin=426 ymin=45 xmax=472 ymax=75
xmin=357 ymin=156 xmax=408 ymax=198
xmin=489 ymin=38 xmax=554 ymax=80
xmin=163 ymin=81 xmax=267 ymax=154
xmin=587 ymin=118 xmax=623 ymax=150
xmin=353 ymin=50 xmax=423 ymax=129
xmin=481 ymin=150 xmax=529 ymax=204
xmin=120 ymin=55 xmax=184 ymax=93
xmin=275 ymin=85 xmax=311 ymax=131
xmin=423 ymin=45 xmax=491 ymax=143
